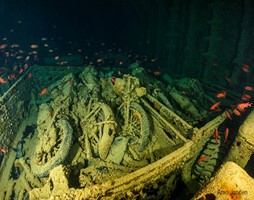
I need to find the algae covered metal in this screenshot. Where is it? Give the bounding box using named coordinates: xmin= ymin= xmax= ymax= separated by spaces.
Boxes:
xmin=0 ymin=65 xmax=252 ymax=199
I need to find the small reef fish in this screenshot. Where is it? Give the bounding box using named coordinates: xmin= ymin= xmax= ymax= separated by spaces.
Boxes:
xmin=7 ymin=74 xmax=16 ymax=80
xmin=198 ymin=155 xmax=209 ymax=163
xmin=54 ymin=56 xmax=60 ymax=60
xmin=241 ymin=94 xmax=251 ymax=102
xmin=25 ymin=56 xmax=30 ymax=62
xmin=16 ymin=56 xmax=23 ymax=60
xmin=153 ymin=71 xmax=161 ymax=76
xmin=244 ymin=86 xmax=254 ymax=91
xmin=0 ymin=147 xmax=7 ymax=154
xmin=237 ymin=102 xmax=252 ymax=112
xmin=210 ymin=102 xmax=220 ymax=110
xmin=233 ymin=109 xmax=241 ymax=116
xmin=28 ymin=72 xmax=32 ymax=79
xmin=225 ymin=111 xmax=232 ymax=120
xmin=96 ymin=58 xmax=103 ymax=63
xmin=19 ymin=68 xmax=24 ymax=74
xmin=31 ymin=44 xmax=39 ymax=49
xmin=24 ymin=64 xmax=29 ymax=71
xmin=58 ymin=61 xmax=67 ymax=65
xmin=216 ymin=91 xmax=226 ymax=98
xmin=13 ymin=65 xmax=17 ymax=71
xmin=242 ymin=64 xmax=250 ymax=73
xmin=214 ymin=129 xmax=219 ymax=144
xmin=32 ymin=50 xmax=38 ymax=55
xmin=0 ymin=44 xmax=7 ymax=49
xmin=39 ymin=88 xmax=47 ymax=96
xmin=224 ymin=128 xmax=229 ymax=143
xmin=0 ymin=77 xmax=7 ymax=84
xmin=214 ymin=108 xmax=223 ymax=112
xmin=110 ymin=77 xmax=116 ymax=84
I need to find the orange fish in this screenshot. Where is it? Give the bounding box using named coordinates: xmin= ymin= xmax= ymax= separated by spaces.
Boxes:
xmin=210 ymin=102 xmax=220 ymax=110
xmin=216 ymin=90 xmax=226 ymax=98
xmin=0 ymin=147 xmax=7 ymax=154
xmin=0 ymin=77 xmax=7 ymax=84
xmin=31 ymin=44 xmax=39 ymax=49
xmin=224 ymin=128 xmax=229 ymax=143
xmin=244 ymin=86 xmax=254 ymax=91
xmin=242 ymin=64 xmax=250 ymax=73
xmin=241 ymin=94 xmax=251 ymax=102
xmin=110 ymin=77 xmax=116 ymax=84
xmin=13 ymin=65 xmax=17 ymax=71
xmin=214 ymin=108 xmax=223 ymax=112
xmin=96 ymin=58 xmax=103 ymax=63
xmin=225 ymin=111 xmax=232 ymax=120
xmin=28 ymin=72 xmax=32 ymax=79
xmin=214 ymin=129 xmax=219 ymax=144
xmin=233 ymin=109 xmax=241 ymax=116
xmin=153 ymin=71 xmax=161 ymax=76
xmin=198 ymin=155 xmax=209 ymax=163
xmin=19 ymin=68 xmax=24 ymax=74
xmin=7 ymin=74 xmax=16 ymax=80
xmin=0 ymin=44 xmax=7 ymax=49
xmin=58 ymin=61 xmax=67 ymax=65
xmin=39 ymin=88 xmax=47 ymax=96
xmin=237 ymin=102 xmax=252 ymax=112
xmin=24 ymin=63 xmax=29 ymax=71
